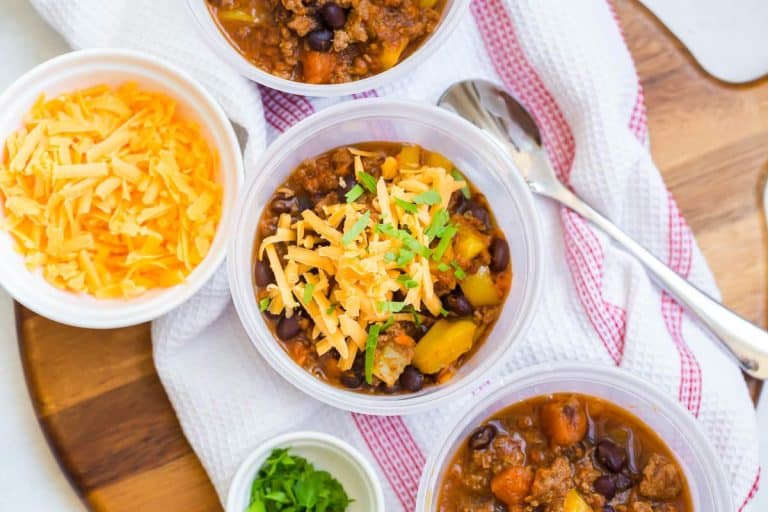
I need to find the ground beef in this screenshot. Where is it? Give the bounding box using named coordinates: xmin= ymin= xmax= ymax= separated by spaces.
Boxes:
xmin=638 ymin=454 xmax=683 ymax=501
xmin=208 ymin=0 xmax=442 ymax=83
xmin=528 ymin=456 xmax=573 ymax=508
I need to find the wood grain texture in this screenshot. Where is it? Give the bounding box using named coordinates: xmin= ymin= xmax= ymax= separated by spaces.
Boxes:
xmin=15 ymin=1 xmax=765 ymax=510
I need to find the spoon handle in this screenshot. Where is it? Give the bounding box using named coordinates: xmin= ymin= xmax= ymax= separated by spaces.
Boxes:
xmin=537 ymin=181 xmax=768 ymax=379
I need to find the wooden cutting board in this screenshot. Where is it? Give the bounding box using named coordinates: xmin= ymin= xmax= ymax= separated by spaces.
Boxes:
xmin=16 ymin=1 xmax=767 ymax=511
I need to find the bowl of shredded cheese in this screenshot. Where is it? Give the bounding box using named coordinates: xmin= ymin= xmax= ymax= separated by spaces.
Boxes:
xmin=0 ymin=49 xmax=243 ymax=328
xmin=229 ymin=99 xmax=543 ymax=415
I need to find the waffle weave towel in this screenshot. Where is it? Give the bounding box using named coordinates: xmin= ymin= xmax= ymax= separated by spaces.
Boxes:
xmin=29 ymin=0 xmax=761 ymax=509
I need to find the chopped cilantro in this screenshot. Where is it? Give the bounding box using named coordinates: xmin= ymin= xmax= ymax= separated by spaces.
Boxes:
xmin=376 ymin=222 xmax=431 ymax=258
xmin=396 ymin=249 xmax=415 ymax=266
xmin=364 ymin=324 xmax=382 ymax=384
xmin=440 ymin=307 xmax=450 ymax=317
xmin=394 ymin=197 xmax=417 ymax=213
xmin=451 ymin=260 xmax=466 ymax=279
xmin=384 ymin=251 xmax=397 ymax=262
xmin=397 ymin=274 xmax=419 ymax=288
xmin=451 ymin=168 xmax=471 ymax=199
xmin=341 ymin=210 xmax=370 ymax=246
xmin=432 ymin=225 xmax=458 ymax=261
xmin=259 ymin=297 xmax=271 ymax=312
xmin=326 ymin=303 xmax=337 ymax=315
xmin=425 ymin=208 xmax=450 ymax=241
xmin=437 ymin=262 xmax=450 ymax=272
xmin=377 ymin=301 xmax=407 ymax=313
xmin=246 ymin=447 xmax=352 ymax=512
xmin=345 ymin=184 xmax=364 ymax=203
xmin=413 ymin=189 xmax=441 ymax=205
xmin=303 ymin=283 xmax=315 ymax=304
xmin=357 ymin=170 xmax=377 ymax=193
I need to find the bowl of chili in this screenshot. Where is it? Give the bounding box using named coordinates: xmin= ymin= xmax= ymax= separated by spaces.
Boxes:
xmin=416 ymin=363 xmax=733 ymax=511
xmin=186 ymin=0 xmax=469 ymax=96
xmin=228 ymin=98 xmax=543 ymax=414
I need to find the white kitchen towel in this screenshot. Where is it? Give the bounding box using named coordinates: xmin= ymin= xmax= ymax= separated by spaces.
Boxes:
xmin=29 ymin=0 xmax=761 ymax=510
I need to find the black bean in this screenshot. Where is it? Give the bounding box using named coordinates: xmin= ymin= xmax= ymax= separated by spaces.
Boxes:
xmin=468 ymin=424 xmax=497 ymax=450
xmin=307 ymin=28 xmax=333 ymax=52
xmin=297 ymin=193 xmax=313 ymax=212
xmin=320 ymin=2 xmax=346 ymax=29
xmin=494 ymin=502 xmax=509 ymax=512
xmin=465 ymin=200 xmax=490 ymax=229
xmin=276 ymin=314 xmax=301 ymax=340
xmin=399 ymin=366 xmax=424 ymax=392
xmin=596 ymin=439 xmax=627 ymax=473
xmin=489 ymin=237 xmax=510 ymax=272
xmin=593 ymin=475 xmax=616 ymax=499
xmin=271 ymin=195 xmax=298 ymax=213
xmin=340 ymin=370 xmax=363 ymax=388
xmin=254 ymin=260 xmax=274 ymax=287
xmin=613 ymin=473 xmax=633 ymax=492
xmin=443 ymin=290 xmax=473 ymax=316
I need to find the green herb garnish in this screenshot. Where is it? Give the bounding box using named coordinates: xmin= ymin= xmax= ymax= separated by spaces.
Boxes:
xmin=394 ymin=197 xmax=418 ymax=213
xmin=303 ymin=283 xmax=315 ymax=304
xmin=326 ymin=303 xmax=337 ymax=315
xmin=437 ymin=262 xmax=450 ymax=272
xmin=397 ymin=274 xmax=419 ymax=288
xmin=425 ymin=208 xmax=450 ymax=241
xmin=377 ymin=301 xmax=406 ymax=313
xmin=451 ymin=168 xmax=471 ymax=199
xmin=432 ymin=225 xmax=458 ymax=261
xmin=451 ymin=260 xmax=466 ymax=279
xmin=357 ymin=170 xmax=377 ymax=193
xmin=344 ymin=184 xmax=364 ymax=203
xmin=247 ymin=447 xmax=352 ymax=512
xmin=341 ymin=211 xmax=370 ymax=246
xmin=375 ymin=222 xmax=431 ymax=258
xmin=364 ymin=324 xmax=383 ymax=384
xmin=396 ymin=249 xmax=415 ymax=266
xmin=412 ymin=189 xmax=441 ymax=205
xmin=440 ymin=307 xmax=450 ymax=317
xmin=384 ymin=251 xmax=397 ymax=262
xmin=259 ymin=297 xmax=271 ymax=312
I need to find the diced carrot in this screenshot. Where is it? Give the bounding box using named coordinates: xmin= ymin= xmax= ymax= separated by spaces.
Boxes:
xmin=301 ymin=51 xmax=335 ymax=84
xmin=540 ymin=397 xmax=588 ymax=445
xmin=490 ymin=466 xmax=533 ymax=506
xmin=394 ymin=333 xmax=415 ymax=347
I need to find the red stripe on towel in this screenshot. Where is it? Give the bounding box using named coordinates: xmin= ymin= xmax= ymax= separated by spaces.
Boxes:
xmin=471 ymin=0 xmax=628 ymax=363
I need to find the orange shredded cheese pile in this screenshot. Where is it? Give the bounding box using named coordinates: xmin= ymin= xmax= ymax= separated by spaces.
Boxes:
xmin=0 ymin=82 xmax=222 ymax=298
xmin=258 ymin=147 xmax=465 ymax=370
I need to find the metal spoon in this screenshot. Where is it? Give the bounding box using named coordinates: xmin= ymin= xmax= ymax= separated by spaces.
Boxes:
xmin=439 ymin=79 xmax=768 ymax=379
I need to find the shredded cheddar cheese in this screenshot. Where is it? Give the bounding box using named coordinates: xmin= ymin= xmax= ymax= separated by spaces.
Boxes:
xmin=0 ymin=82 xmax=222 ymax=297
xmin=258 ymin=147 xmax=465 ymax=364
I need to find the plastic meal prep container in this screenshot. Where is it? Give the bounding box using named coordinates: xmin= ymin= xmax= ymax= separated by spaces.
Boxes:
xmin=0 ymin=49 xmax=243 ymax=328
xmin=228 ymin=98 xmax=543 ymax=415
xmin=185 ymin=0 xmax=470 ymax=97
xmin=416 ymin=362 xmax=734 ymax=511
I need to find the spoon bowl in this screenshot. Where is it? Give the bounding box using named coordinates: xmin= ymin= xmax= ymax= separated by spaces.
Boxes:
xmin=439 ymin=79 xmax=768 ymax=379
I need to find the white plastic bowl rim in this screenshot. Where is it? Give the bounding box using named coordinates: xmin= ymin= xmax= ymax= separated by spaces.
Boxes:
xmin=415 ymin=362 xmax=735 ymax=511
xmin=0 ymin=48 xmax=243 ymax=328
xmin=226 ymin=430 xmax=385 ymax=512
xmin=185 ymin=0 xmax=471 ymax=97
xmin=228 ymin=98 xmax=543 ymax=415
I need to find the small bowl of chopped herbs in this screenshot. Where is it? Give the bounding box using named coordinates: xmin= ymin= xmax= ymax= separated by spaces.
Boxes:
xmin=226 ymin=431 xmax=384 ymax=512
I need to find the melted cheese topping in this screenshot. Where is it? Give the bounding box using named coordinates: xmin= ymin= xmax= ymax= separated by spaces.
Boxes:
xmin=0 ymin=82 xmax=222 ymax=297
xmin=259 ymin=147 xmax=465 ymax=364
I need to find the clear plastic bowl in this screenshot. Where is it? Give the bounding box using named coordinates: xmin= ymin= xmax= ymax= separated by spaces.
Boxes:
xmin=0 ymin=49 xmax=243 ymax=328
xmin=185 ymin=0 xmax=470 ymax=97
xmin=228 ymin=99 xmax=543 ymax=415
xmin=416 ymin=362 xmax=734 ymax=511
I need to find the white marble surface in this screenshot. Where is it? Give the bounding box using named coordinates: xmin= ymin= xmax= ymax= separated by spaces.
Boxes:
xmin=0 ymin=1 xmax=765 ymax=510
